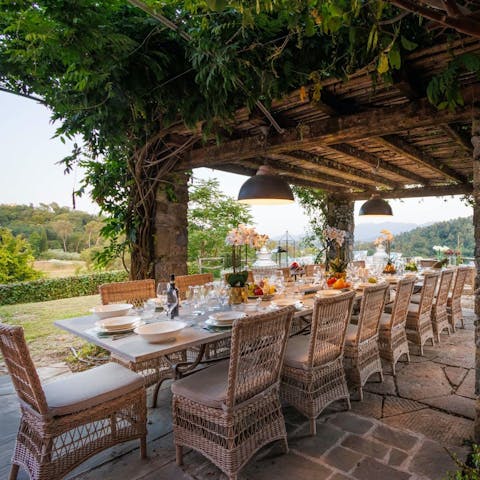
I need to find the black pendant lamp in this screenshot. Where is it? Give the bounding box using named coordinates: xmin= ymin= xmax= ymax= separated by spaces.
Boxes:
xmin=237 ymin=165 xmax=295 ymax=205
xmin=359 ymin=194 xmax=393 ymax=217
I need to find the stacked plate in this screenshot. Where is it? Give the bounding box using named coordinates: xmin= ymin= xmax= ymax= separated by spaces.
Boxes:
xmin=95 ymin=315 xmax=142 ymax=334
xmin=316 ymin=290 xmax=342 ymax=297
xmin=206 ymin=311 xmax=246 ymax=327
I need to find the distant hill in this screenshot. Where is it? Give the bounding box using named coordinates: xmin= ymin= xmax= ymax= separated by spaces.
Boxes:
xmin=354 ymin=222 xmax=418 ymax=242
xmin=355 ymin=216 xmax=473 ymax=258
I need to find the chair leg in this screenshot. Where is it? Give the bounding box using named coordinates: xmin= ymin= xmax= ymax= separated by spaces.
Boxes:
xmin=358 ymin=386 xmax=364 ymax=401
xmin=392 ymin=362 xmax=396 ymax=376
xmin=176 ymin=445 xmax=183 ymax=466
xmin=345 ymin=396 xmax=351 ymax=410
xmin=309 ymin=418 xmax=317 ymax=436
xmin=280 ymin=437 xmax=289 ymax=454
xmin=140 ymin=435 xmax=147 ymax=459
xmin=378 ymin=370 xmax=384 ymax=382
xmin=8 ymin=464 xmax=19 ymax=480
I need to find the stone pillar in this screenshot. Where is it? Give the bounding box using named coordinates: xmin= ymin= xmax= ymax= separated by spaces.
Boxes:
xmin=325 ymin=194 xmax=355 ymax=265
xmin=154 ymin=172 xmax=189 ymax=282
xmin=473 ymin=120 xmax=480 ymax=441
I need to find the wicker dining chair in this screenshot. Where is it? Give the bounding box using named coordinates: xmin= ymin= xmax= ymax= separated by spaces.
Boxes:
xmin=304 ymin=264 xmax=324 ymax=277
xmin=0 ymin=323 xmax=147 ymax=480
xmin=281 ymin=291 xmax=356 ymax=435
xmin=448 ymin=266 xmax=471 ymax=331
xmin=343 ymin=283 xmax=388 ymax=400
xmin=431 ymin=269 xmax=454 ymax=342
xmin=378 ymin=277 xmax=415 ymax=375
xmin=352 ymin=260 xmax=366 ymax=268
xmin=172 ymin=307 xmax=294 ymax=480
xmin=99 ymin=279 xmax=156 ymax=307
xmin=419 ymin=259 xmax=437 ymax=268
xmin=175 ymin=273 xmax=213 ymax=300
xmin=405 ymin=272 xmax=439 ymax=355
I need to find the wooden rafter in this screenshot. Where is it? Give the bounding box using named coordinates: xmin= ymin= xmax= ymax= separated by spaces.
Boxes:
xmin=441 ymin=123 xmax=474 ymax=155
xmin=346 ymin=183 xmax=472 ymax=200
xmin=377 ymin=135 xmax=469 ymax=183
xmin=388 ymin=0 xmax=480 ymax=38
xmin=261 ymin=155 xmax=373 ymax=191
xmin=183 ymin=95 xmax=479 ymax=169
xmin=273 ymin=150 xmax=402 ymax=189
xmin=327 ymin=143 xmax=431 ymax=185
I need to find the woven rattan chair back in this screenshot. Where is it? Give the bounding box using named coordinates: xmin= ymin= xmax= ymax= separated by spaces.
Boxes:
xmin=352 ymin=260 xmax=366 ymax=268
xmin=176 ymin=273 xmax=213 ymax=300
xmin=417 ymin=272 xmax=440 ymax=319
xmin=390 ymin=278 xmax=415 ymax=329
xmin=99 ymin=279 xmax=155 ymax=307
xmin=308 ymin=291 xmax=356 ymax=368
xmin=451 ymin=266 xmax=470 ymax=301
xmin=0 ymin=323 xmax=48 ymax=415
xmin=436 ymin=269 xmax=454 ymax=309
xmin=226 ymin=306 xmax=294 ymax=408
xmin=356 ymin=283 xmax=389 ymax=344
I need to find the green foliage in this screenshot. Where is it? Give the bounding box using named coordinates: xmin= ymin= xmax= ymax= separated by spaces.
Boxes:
xmin=355 ymin=217 xmax=474 ymax=259
xmin=188 ymin=177 xmax=253 ymax=270
xmin=226 ymin=270 xmax=249 ymax=287
xmin=0 ymin=0 xmax=434 ymax=276
xmin=0 ymin=270 xmax=128 ymax=305
xmin=447 ymin=443 xmax=480 ymax=480
xmin=0 ymin=228 xmax=42 ymax=283
xmin=0 ymin=204 xmax=104 ymax=257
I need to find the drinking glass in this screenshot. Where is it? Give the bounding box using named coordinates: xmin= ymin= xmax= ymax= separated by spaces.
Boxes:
xmin=156 ymin=282 xmax=169 ymax=313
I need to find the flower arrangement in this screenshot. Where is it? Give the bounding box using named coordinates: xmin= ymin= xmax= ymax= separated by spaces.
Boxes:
xmin=374 ymin=229 xmax=395 ymax=273
xmin=225 ymin=225 xmax=268 ymax=286
xmin=324 ymin=226 xmax=348 ymax=274
xmin=433 ymin=245 xmax=450 ymax=260
xmin=289 ymin=261 xmax=304 ymax=276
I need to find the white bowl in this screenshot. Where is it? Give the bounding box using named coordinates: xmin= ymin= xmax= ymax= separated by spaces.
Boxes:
xmin=91 ymin=303 xmax=133 ymax=319
xmin=134 ymin=321 xmax=186 ymax=343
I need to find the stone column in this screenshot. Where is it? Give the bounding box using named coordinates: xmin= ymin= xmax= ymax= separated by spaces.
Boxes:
xmin=473 ymin=120 xmax=480 ymax=441
xmin=154 ymin=172 xmax=189 ymax=282
xmin=325 ymin=194 xmax=355 ymax=265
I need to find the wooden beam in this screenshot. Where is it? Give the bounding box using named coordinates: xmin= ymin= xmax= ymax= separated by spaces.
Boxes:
xmin=346 ymin=183 xmax=472 ymax=200
xmin=274 ymin=150 xmax=401 ymax=189
xmin=182 ymin=95 xmax=479 ymax=169
xmin=262 ymin=156 xmax=372 ymax=191
xmin=441 ymin=123 xmax=474 ymax=155
xmin=328 ymin=143 xmax=431 ymax=185
xmin=377 ymin=135 xmax=469 ymax=183
xmin=212 ymin=163 xmax=345 ymax=192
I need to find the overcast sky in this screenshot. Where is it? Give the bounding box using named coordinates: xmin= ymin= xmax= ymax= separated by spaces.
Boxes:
xmin=0 ymin=91 xmax=473 ymax=237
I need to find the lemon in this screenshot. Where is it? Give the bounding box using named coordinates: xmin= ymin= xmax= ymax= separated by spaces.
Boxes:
xmin=367 ymin=277 xmax=377 ymax=284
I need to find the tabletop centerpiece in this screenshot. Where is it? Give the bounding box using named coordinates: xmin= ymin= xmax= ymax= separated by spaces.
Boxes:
xmin=324 ymin=226 xmax=348 ymax=279
xmin=225 ymin=225 xmax=267 ymax=304
xmin=374 ymin=229 xmax=395 ymax=274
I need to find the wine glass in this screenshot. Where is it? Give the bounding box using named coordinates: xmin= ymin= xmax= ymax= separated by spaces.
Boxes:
xmin=156 ymin=282 xmax=169 ymax=314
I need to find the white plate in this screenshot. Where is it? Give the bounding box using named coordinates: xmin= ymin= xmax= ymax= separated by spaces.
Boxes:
xmin=205 ymin=318 xmax=234 ymax=328
xmin=271 ymin=298 xmax=297 ymax=307
xmin=134 ymin=321 xmax=186 ymax=343
xmin=208 ymin=311 xmax=246 ymax=325
xmin=95 ymin=316 xmax=141 ymax=331
xmin=91 ymin=303 xmax=133 ymax=319
xmin=316 ymin=290 xmax=342 ymax=297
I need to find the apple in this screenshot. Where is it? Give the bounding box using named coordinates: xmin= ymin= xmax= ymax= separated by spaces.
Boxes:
xmin=254 ymin=287 xmax=263 ymax=296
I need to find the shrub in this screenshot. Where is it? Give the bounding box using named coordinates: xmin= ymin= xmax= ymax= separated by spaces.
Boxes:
xmin=0 ymin=270 xmax=128 ymax=305
xmin=39 ymin=249 xmax=82 ymax=261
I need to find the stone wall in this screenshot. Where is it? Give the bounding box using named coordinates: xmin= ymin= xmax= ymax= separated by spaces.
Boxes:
xmin=154 ymin=172 xmax=189 ymax=282
xmin=325 ymin=194 xmax=355 ymax=264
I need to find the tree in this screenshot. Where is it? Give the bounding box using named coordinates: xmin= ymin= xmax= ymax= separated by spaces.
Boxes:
xmin=188 ymin=177 xmax=253 ymax=271
xmin=1 ymin=1 xmax=475 ymax=278
xmin=0 ymin=228 xmax=42 ymax=283
xmin=51 ymin=220 xmax=74 ymax=252
xmin=84 ymin=220 xmax=103 ymax=248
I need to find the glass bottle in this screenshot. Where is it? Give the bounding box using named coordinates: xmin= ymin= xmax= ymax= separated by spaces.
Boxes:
xmin=166 ymin=274 xmax=179 ymax=318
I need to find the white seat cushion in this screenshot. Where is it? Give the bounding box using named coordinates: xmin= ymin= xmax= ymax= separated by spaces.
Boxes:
xmin=171 ymin=360 xmax=229 ymax=409
xmin=284 ymin=335 xmax=339 ymax=369
xmin=407 ymin=303 xmax=420 ymax=315
xmin=43 ymin=362 xmax=144 ymax=417
xmin=410 ymin=293 xmax=421 ymax=304
xmin=345 ymin=324 xmax=358 ymax=345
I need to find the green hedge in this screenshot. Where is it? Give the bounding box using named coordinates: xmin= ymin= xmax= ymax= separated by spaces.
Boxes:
xmin=0 ymin=271 xmax=129 ymax=305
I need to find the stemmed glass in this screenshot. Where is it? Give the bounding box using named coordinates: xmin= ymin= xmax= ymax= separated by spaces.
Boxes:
xmin=156 ymin=282 xmax=169 ymax=315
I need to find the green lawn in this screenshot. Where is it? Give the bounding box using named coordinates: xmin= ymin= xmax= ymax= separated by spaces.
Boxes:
xmin=0 ymin=295 xmax=100 ymax=366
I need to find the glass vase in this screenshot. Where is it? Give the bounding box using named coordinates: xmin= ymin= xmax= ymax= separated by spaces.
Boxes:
xmin=229 ymin=286 xmax=247 ymax=305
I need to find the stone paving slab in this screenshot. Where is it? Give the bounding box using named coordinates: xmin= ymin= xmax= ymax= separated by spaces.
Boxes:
xmin=0 ymin=308 xmax=476 ymax=480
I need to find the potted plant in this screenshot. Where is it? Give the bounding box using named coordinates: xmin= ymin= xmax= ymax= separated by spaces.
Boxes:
xmin=324 ymin=226 xmax=348 ymax=278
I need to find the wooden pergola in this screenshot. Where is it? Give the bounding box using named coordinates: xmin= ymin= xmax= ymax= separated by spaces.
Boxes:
xmin=152 ymin=36 xmax=480 ymax=439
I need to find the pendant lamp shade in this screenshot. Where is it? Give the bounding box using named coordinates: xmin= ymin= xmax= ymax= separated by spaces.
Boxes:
xmin=359 ymin=194 xmax=393 ymax=216
xmin=237 ymin=166 xmax=294 ymax=205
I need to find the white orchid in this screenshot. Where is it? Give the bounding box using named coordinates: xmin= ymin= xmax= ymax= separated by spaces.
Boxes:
xmin=324 ymin=226 xmax=346 ymax=247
